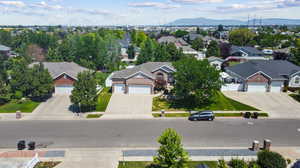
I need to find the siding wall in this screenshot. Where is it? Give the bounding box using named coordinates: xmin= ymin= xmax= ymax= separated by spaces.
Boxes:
xmin=54 ymin=74 xmax=75 ymax=86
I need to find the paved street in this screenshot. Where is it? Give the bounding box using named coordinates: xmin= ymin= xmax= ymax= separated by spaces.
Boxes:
xmin=223 ymin=92 xmax=300 ymax=118
xmin=103 ymin=94 xmax=153 ymax=119
xmin=0 ymin=119 xmax=299 ymax=148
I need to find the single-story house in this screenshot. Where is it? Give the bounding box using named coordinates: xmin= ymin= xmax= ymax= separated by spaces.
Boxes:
xmin=226 ymin=46 xmax=270 ymax=62
xmin=111 ymin=62 xmax=175 ymax=94
xmin=30 ymin=62 xmax=88 ymax=95
xmin=207 ymin=56 xmax=225 ymax=70
xmin=0 ymin=44 xmax=11 ymax=57
xmin=222 ymin=60 xmax=300 ymax=92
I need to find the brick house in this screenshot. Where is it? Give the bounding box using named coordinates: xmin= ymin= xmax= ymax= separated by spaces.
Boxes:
xmin=222 ymin=60 xmax=300 ymax=92
xmin=30 ymin=62 xmax=88 ymax=95
xmin=111 ymin=62 xmax=175 ymax=94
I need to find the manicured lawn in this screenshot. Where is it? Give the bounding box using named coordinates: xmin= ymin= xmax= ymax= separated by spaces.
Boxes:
xmin=228 ymin=61 xmax=240 ymax=66
xmin=0 ymin=100 xmax=40 ymax=113
xmin=34 ymin=162 xmax=61 ymax=168
xmin=86 ymin=114 xmax=103 ymax=119
xmin=118 ymin=161 xmax=218 ymax=168
xmin=96 ymin=87 xmax=112 ymax=112
xmin=153 ymin=92 xmax=259 ymax=112
xmin=153 ymin=112 xmax=269 ymax=118
xmin=290 ymin=94 xmax=300 ymax=102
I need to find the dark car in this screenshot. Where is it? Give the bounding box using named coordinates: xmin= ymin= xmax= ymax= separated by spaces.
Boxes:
xmin=197 ymin=164 xmax=210 ymax=168
xmin=293 ymin=160 xmax=300 ymax=168
xmin=188 ymin=111 xmax=215 ymax=121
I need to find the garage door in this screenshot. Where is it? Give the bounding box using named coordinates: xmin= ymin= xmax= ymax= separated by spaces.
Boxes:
xmin=270 ymin=82 xmax=283 ymax=92
xmin=128 ymin=85 xmax=151 ymax=94
xmin=247 ymin=83 xmax=267 ymax=92
xmin=55 ymin=86 xmax=74 ymax=95
xmin=114 ymin=84 xmax=125 ymax=94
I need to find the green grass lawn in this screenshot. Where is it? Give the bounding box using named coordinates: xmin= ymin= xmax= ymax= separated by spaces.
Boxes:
xmin=96 ymin=87 xmax=112 ymax=112
xmin=290 ymin=94 xmax=300 ymax=102
xmin=153 ymin=92 xmax=259 ymax=112
xmin=0 ymin=100 xmax=40 ymax=113
xmin=118 ymin=161 xmax=218 ymax=168
xmin=86 ymin=114 xmax=103 ymax=119
xmin=34 ymin=162 xmax=61 ymax=168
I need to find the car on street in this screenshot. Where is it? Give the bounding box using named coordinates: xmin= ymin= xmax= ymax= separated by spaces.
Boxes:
xmin=188 ymin=111 xmax=215 ymax=121
xmin=197 ymin=164 xmax=210 ymax=168
xmin=293 ymin=160 xmax=300 ymax=168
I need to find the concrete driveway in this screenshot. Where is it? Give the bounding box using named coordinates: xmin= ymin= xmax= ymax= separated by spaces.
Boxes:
xmin=223 ymin=91 xmax=300 ymax=118
xmin=25 ymin=95 xmax=76 ymax=120
xmin=103 ymin=94 xmax=153 ymax=119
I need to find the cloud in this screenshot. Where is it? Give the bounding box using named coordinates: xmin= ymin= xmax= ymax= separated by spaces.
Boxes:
xmin=171 ymin=0 xmax=223 ymax=4
xmin=128 ymin=2 xmax=180 ymax=9
xmin=30 ymin=1 xmax=63 ymax=10
xmin=0 ymin=1 xmax=26 ymax=7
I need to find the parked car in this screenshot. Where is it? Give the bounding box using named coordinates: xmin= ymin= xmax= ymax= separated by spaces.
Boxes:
xmin=197 ymin=164 xmax=210 ymax=168
xmin=293 ymin=160 xmax=300 ymax=168
xmin=188 ymin=111 xmax=215 ymax=121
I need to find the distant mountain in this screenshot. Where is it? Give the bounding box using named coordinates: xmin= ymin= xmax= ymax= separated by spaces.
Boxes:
xmin=168 ymin=17 xmax=300 ymax=26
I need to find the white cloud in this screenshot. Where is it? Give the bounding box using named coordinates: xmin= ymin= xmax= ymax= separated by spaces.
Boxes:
xmin=0 ymin=1 xmax=26 ymax=7
xmin=171 ymin=0 xmax=223 ymax=4
xmin=128 ymin=2 xmax=180 ymax=9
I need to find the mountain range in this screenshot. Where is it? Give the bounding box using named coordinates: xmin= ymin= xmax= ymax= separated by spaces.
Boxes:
xmin=168 ymin=17 xmax=300 ymax=26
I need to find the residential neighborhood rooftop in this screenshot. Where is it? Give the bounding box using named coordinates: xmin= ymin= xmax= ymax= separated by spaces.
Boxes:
xmin=0 ymin=44 xmax=11 ymax=51
xmin=226 ymin=60 xmax=300 ymax=80
xmin=112 ymin=62 xmax=175 ymax=79
xmin=231 ymin=45 xmax=265 ymax=57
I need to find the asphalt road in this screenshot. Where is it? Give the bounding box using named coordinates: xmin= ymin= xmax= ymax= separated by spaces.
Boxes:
xmin=0 ymin=119 xmax=299 ymax=148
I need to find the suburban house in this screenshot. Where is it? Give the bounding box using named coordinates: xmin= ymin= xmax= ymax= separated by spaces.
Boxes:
xmin=207 ymin=56 xmax=225 ymax=70
xmin=111 ymin=62 xmax=175 ymax=94
xmin=30 ymin=62 xmax=88 ymax=95
xmin=222 ymin=60 xmax=300 ymax=92
xmin=226 ymin=46 xmax=270 ymax=62
xmin=0 ymin=44 xmax=16 ymax=58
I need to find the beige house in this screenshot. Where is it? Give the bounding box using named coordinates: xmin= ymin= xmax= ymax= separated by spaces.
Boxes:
xmin=111 ymin=62 xmax=175 ymax=94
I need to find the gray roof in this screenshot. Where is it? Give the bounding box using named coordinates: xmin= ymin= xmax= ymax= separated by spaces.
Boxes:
xmin=157 ymin=36 xmax=177 ymax=44
xmin=226 ymin=60 xmax=300 ymax=80
xmin=0 ymin=44 xmax=11 ymax=51
xmin=207 ymin=56 xmax=225 ymax=63
xmin=30 ymin=62 xmax=89 ymax=80
xmin=118 ymin=33 xmax=131 ymax=48
xmin=231 ymin=46 xmax=265 ymax=57
xmin=112 ymin=62 xmax=175 ymax=79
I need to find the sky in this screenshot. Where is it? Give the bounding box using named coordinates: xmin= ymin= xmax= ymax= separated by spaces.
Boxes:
xmin=0 ymin=0 xmax=300 ymax=25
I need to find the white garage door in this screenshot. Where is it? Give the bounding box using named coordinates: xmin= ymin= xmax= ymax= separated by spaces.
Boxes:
xmin=270 ymin=82 xmax=283 ymax=92
xmin=55 ymin=86 xmax=74 ymax=95
xmin=128 ymin=85 xmax=151 ymax=94
xmin=247 ymin=83 xmax=267 ymax=92
xmin=114 ymin=84 xmax=125 ymax=94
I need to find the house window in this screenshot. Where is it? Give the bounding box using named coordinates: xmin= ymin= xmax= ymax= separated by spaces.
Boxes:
xmin=295 ymin=77 xmax=300 ymax=84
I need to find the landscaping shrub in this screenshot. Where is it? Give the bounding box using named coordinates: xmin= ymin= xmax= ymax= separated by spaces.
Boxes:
xmin=287 ymin=158 xmax=292 ymax=165
xmin=229 ymin=159 xmax=248 ymax=168
xmin=218 ymin=160 xmax=228 ymax=168
xmin=257 ymin=150 xmax=287 ymax=168
xmin=244 ymin=112 xmax=251 ymax=119
xmin=252 ymin=112 xmax=259 ymax=119
xmin=248 ymin=161 xmax=261 ymax=168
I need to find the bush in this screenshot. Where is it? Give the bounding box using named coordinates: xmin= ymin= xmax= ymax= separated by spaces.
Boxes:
xmin=248 ymin=161 xmax=260 ymax=168
xmin=244 ymin=112 xmax=251 ymax=119
xmin=218 ymin=160 xmax=228 ymax=168
xmin=287 ymin=158 xmax=292 ymax=165
xmin=229 ymin=159 xmax=248 ymax=168
xmin=257 ymin=151 xmax=287 ymax=168
xmin=13 ymin=91 xmax=23 ymax=100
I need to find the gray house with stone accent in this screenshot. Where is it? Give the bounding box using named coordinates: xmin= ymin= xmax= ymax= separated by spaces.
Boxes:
xmin=111 ymin=62 xmax=175 ymax=94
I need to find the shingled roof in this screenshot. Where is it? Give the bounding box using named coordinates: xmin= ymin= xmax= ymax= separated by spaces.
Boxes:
xmin=30 ymin=62 xmax=89 ymax=80
xmin=0 ymin=44 xmax=11 ymax=51
xmin=226 ymin=60 xmax=300 ymax=80
xmin=112 ymin=62 xmax=175 ymax=79
xmin=231 ymin=46 xmax=265 ymax=57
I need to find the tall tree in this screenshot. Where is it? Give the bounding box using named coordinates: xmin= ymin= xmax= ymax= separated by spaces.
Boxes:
xmin=137 ymin=38 xmax=156 ymax=65
xmin=206 ymin=40 xmax=221 ymax=57
xmin=291 ymin=47 xmax=300 ymax=66
xmin=154 ymin=128 xmax=189 ymax=168
xmin=191 ymin=37 xmax=204 ymax=51
xmin=9 ymin=58 xmax=30 ymax=96
xmin=173 ymin=58 xmax=222 ymax=108
xmin=70 ymin=71 xmax=97 ymax=112
xmin=229 ymin=28 xmax=255 ymax=46
xmin=127 ymin=45 xmax=135 ymax=59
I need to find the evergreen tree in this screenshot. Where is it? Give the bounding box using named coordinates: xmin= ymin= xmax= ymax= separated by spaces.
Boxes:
xmin=206 ymin=40 xmax=221 ymax=57
xmin=70 ymin=71 xmax=97 ymax=112
xmin=127 ymin=45 xmax=135 ymax=59
xmin=192 ymin=37 xmax=204 ymax=51
xmin=137 ymin=38 xmax=156 ymax=64
xmin=154 ymin=128 xmax=189 ymax=168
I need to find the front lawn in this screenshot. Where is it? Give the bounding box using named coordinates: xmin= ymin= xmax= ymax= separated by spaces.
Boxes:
xmin=153 ymin=112 xmax=269 ymax=118
xmin=0 ymin=100 xmax=40 ymax=113
xmin=153 ymin=92 xmax=259 ymax=111
xmin=118 ymin=161 xmax=218 ymax=168
xmin=34 ymin=162 xmax=61 ymax=168
xmin=86 ymin=114 xmax=103 ymax=119
xmin=290 ymin=94 xmax=300 ymax=102
xmin=96 ymin=87 xmax=112 ymax=112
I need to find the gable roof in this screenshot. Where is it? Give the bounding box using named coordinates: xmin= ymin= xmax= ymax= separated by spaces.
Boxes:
xmin=112 ymin=62 xmax=175 ymax=80
xmin=226 ymin=60 xmax=300 ymax=80
xmin=231 ymin=46 xmax=265 ymax=57
xmin=207 ymin=56 xmax=225 ymax=63
xmin=0 ymin=44 xmax=11 ymax=51
xmin=30 ymin=62 xmax=89 ymax=80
